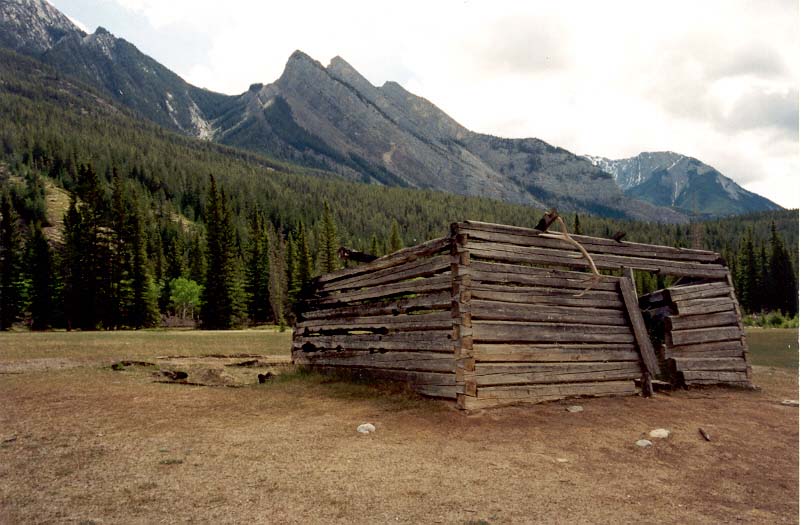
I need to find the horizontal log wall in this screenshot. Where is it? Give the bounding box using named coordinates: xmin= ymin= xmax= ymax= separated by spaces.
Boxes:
xmin=648 ymin=280 xmax=752 ymax=387
xmin=293 ymin=237 xmax=459 ymax=399
xmin=293 ymin=219 xmax=749 ymax=409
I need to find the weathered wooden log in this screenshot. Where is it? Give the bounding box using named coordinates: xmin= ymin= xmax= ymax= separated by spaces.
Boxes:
xmin=680 ymin=370 xmax=750 ymax=383
xmin=294 ymin=350 xmax=456 ymax=373
xmin=318 ymin=254 xmax=451 ymax=293
xmin=473 ymin=321 xmax=636 ymax=344
xmin=674 ymin=297 xmax=736 ymax=316
xmin=665 ymin=282 xmax=732 ymax=302
xmin=467 ymin=240 xmax=728 ymax=279
xmin=461 ymin=380 xmax=637 ymax=409
xmin=300 ymin=291 xmax=451 ymax=321
xmin=619 ymin=275 xmax=660 ymax=377
xmin=663 ymin=339 xmax=745 ymax=358
xmin=315 ymin=236 xmax=451 ymax=285
xmin=666 ymin=312 xmax=739 ymax=331
xmin=292 ymin=334 xmax=453 ymax=353
xmin=471 ymin=300 xmax=627 ymax=326
xmin=469 ymin=361 xmax=642 ymax=386
xmin=471 ymin=285 xmax=624 ymax=309
xmin=309 ymin=274 xmax=452 ymax=306
xmin=456 ymin=221 xmax=722 ymax=263
xmin=472 ymin=343 xmax=640 ymax=362
xmin=297 ymin=311 xmax=454 ymax=334
xmin=669 ymin=357 xmax=748 ymax=372
xmin=667 ymin=326 xmax=743 ymax=347
xmin=338 ymin=247 xmax=379 ymax=263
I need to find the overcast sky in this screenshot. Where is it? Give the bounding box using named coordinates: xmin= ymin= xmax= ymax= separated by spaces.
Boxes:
xmin=51 ymin=0 xmax=799 ymax=208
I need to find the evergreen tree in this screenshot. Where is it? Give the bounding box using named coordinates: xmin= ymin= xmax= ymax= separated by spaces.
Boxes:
xmin=129 ymin=206 xmax=159 ymax=328
xmin=286 ymin=232 xmax=300 ymax=304
xmin=388 ymin=219 xmax=403 ymax=253
xmin=267 ymin=225 xmax=287 ymax=326
xmin=296 ymin=221 xmax=314 ymax=286
xmin=245 ymin=211 xmax=270 ymax=323
xmin=768 ymin=222 xmax=798 ymax=315
xmin=27 ymin=223 xmax=53 ymax=330
xmin=736 ymin=230 xmax=758 ymax=313
xmin=200 ymin=175 xmax=239 ymax=329
xmin=0 ymin=192 xmax=21 ymax=329
xmin=319 ymin=201 xmax=339 ymax=273
xmin=573 ymin=213 xmax=582 ymax=235
xmin=369 ymin=233 xmax=381 ymax=258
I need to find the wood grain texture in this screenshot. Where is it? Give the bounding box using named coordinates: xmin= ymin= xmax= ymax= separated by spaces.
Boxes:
xmin=619 ymin=276 xmax=660 ymax=377
xmin=473 ymin=343 xmax=640 ymax=362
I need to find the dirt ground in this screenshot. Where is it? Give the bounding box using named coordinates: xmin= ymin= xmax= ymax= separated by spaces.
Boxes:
xmin=0 ymin=331 xmax=798 ymax=524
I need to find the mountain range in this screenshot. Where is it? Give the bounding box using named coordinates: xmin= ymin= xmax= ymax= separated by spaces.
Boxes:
xmin=0 ymin=0 xmax=781 ymax=221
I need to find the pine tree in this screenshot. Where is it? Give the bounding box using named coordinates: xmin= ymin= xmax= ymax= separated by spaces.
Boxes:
xmin=768 ymin=222 xmax=798 ymax=315
xmin=200 ymin=175 xmax=239 ymax=329
xmin=129 ymin=206 xmax=159 ymax=328
xmin=296 ymin=221 xmax=314 ymax=286
xmin=267 ymin=225 xmax=287 ymax=326
xmin=388 ymin=219 xmax=403 ymax=253
xmin=245 ymin=211 xmax=270 ymax=323
xmin=736 ymin=230 xmax=758 ymax=313
xmin=28 ymin=223 xmax=53 ymax=330
xmin=286 ymin=232 xmax=300 ymax=304
xmin=573 ymin=213 xmax=582 ymax=235
xmin=319 ymin=201 xmax=339 ymax=273
xmin=0 ymin=192 xmax=21 ymax=330
xmin=369 ymin=233 xmax=381 ymax=258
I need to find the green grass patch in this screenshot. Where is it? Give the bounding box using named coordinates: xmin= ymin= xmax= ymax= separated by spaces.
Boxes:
xmin=746 ymin=328 xmax=799 ymax=369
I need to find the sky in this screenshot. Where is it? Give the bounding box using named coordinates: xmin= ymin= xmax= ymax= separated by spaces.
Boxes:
xmin=51 ymin=0 xmax=800 ymax=209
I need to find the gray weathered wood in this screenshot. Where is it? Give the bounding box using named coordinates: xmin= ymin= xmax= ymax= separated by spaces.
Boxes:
xmin=666 ymin=311 xmax=739 ymax=331
xmin=456 ymin=221 xmax=721 ymax=262
xmin=301 ymin=291 xmax=451 ymax=321
xmin=665 ymin=282 xmax=732 ymax=302
xmin=619 ymin=276 xmax=660 ymax=377
xmin=461 ymin=380 xmax=637 ymax=409
xmin=470 ymin=361 xmax=642 ymax=386
xmin=670 ymin=357 xmax=748 ymax=372
xmin=473 ymin=321 xmax=636 ymax=344
xmin=667 ymin=326 xmax=743 ymax=347
xmin=310 ymin=274 xmax=452 ymax=306
xmin=473 ymin=343 xmax=640 ymax=362
xmin=663 ymin=339 xmax=744 ymax=357
xmin=315 ymin=236 xmax=451 ymax=284
xmin=471 ymin=285 xmax=624 ymax=309
xmin=681 ymin=370 xmax=749 ymax=383
xmin=294 ymin=350 xmax=456 ymax=373
xmin=297 ymin=311 xmax=453 ymax=333
xmin=468 ymin=261 xmax=621 ymax=290
xmin=674 ymin=297 xmax=735 ymax=316
xmin=318 ymin=254 xmax=451 ymax=293
xmin=471 ymin=300 xmax=627 ymax=326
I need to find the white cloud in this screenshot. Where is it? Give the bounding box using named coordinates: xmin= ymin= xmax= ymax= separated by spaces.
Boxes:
xmin=64 ymin=0 xmax=801 ymax=208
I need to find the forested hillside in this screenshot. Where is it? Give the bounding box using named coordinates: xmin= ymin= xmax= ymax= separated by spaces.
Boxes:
xmin=0 ymin=48 xmax=797 ymax=330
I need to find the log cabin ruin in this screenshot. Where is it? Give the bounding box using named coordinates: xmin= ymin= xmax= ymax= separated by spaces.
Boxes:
xmin=292 ymin=219 xmax=752 ymax=410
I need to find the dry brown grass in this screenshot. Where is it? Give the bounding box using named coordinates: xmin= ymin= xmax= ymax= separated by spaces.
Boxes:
xmin=0 ymin=330 xmax=797 ymax=524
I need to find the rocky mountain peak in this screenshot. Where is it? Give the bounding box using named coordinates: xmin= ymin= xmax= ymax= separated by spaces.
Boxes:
xmin=0 ymin=0 xmax=82 ymax=53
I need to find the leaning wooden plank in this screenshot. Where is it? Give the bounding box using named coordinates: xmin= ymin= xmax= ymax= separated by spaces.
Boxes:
xmin=471 ymin=300 xmax=627 ymax=326
xmin=473 ymin=321 xmax=636 ymax=344
xmin=458 ymin=225 xmax=722 ymax=263
xmin=666 ymin=312 xmax=739 ymax=331
xmin=674 ymin=298 xmax=735 ymax=316
xmin=681 ymin=370 xmax=749 ymax=383
xmin=473 ymin=343 xmax=640 ymax=362
xmin=665 ymin=282 xmax=732 ymax=302
xmin=670 ymin=357 xmax=748 ymax=372
xmin=314 ymin=236 xmax=451 ymax=285
xmin=296 ymin=312 xmax=454 ymax=334
xmin=294 ymin=350 xmax=456 ymax=373
xmin=311 ymin=274 xmax=452 ymax=305
xmin=471 ymin=286 xmax=624 ymax=310
xmin=318 ymin=254 xmax=451 ymax=293
xmin=470 ymin=361 xmax=642 ymax=386
xmin=667 ymin=326 xmax=743 ymax=347
xmin=300 ymin=291 xmax=451 ymax=321
xmin=468 ymin=240 xmax=728 ymax=279
xmin=473 ymin=380 xmax=637 ymax=405
xmin=619 ymin=276 xmax=660 ymax=377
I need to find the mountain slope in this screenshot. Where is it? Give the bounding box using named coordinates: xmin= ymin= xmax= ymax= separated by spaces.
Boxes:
xmin=586 ymin=152 xmax=782 ymax=217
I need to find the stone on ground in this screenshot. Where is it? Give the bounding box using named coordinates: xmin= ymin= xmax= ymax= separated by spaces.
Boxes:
xmin=357 ymin=423 xmax=376 ymax=434
xmin=649 ymin=428 xmax=671 ymax=439
xmin=635 ymin=439 xmax=653 ymax=448
xmin=566 ymin=405 xmax=584 ymax=413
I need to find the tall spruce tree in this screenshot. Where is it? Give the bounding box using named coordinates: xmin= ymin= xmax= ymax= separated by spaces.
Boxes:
xmin=129 ymin=206 xmax=159 ymax=328
xmin=296 ymin=221 xmax=314 ymax=287
xmin=245 ymin=211 xmax=270 ymax=323
xmin=319 ymin=201 xmax=339 ymax=273
xmin=768 ymin=222 xmax=798 ymax=315
xmin=201 ymin=175 xmax=239 ymax=329
xmin=0 ymin=192 xmax=21 ymax=330
xmin=28 ymin=223 xmax=53 ymax=330
xmin=388 ymin=219 xmax=403 ymax=253
xmin=736 ymin=230 xmax=758 ymax=313
xmin=267 ymin=225 xmax=287 ymax=326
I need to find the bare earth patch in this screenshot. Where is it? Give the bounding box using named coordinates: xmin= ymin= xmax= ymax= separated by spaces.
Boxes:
xmin=0 ymin=331 xmax=797 ymax=524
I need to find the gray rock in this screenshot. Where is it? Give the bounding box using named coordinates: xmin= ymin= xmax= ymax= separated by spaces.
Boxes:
xmin=635 ymin=439 xmax=653 ymax=448
xmin=356 ymin=423 xmax=376 ymax=434
xmin=566 ymin=405 xmax=584 ymax=413
xmin=781 ymin=400 xmax=799 ymax=407
xmin=649 ymin=428 xmax=671 ymax=439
